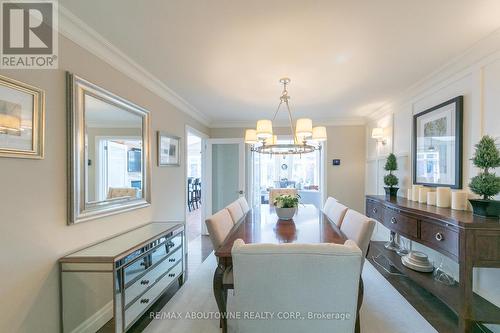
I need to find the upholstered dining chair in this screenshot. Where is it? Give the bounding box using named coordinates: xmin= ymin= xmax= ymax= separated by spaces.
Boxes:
xmin=269 ymin=188 xmax=298 ymax=205
xmin=205 ymin=209 xmax=235 ymax=299
xmin=231 ymin=239 xmax=362 ymax=333
xmin=226 ymin=201 xmax=244 ymax=224
xmin=322 ymin=196 xmax=337 ymax=216
xmin=340 ymin=209 xmax=376 ymax=269
xmin=237 ymin=197 xmax=250 ymax=214
xmin=326 ymin=201 xmax=349 ymax=227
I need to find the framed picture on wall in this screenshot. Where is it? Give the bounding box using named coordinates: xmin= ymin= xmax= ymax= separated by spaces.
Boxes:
xmin=158 ymin=132 xmax=180 ymax=166
xmin=0 ymin=75 xmax=45 ymax=159
xmin=412 ymin=96 xmax=463 ymax=189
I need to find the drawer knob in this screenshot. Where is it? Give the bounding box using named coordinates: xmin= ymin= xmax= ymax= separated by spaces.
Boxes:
xmin=390 ymin=217 xmax=397 ymax=224
xmin=372 ymin=208 xmax=377 ymax=214
xmin=140 ymin=298 xmax=150 ymax=304
xmin=140 ymin=279 xmax=149 ymax=285
xmin=169 ymin=258 xmax=175 ymax=262
xmin=168 ymin=273 xmax=176 ymax=277
xmin=435 ymin=232 xmax=444 ymax=241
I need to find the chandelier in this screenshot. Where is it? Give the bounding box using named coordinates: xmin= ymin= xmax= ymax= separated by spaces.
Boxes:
xmin=244 ymin=78 xmax=327 ymax=155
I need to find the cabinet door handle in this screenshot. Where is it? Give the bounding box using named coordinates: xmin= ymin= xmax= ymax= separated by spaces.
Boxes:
xmin=372 ymin=207 xmax=377 ymax=214
xmin=140 ymin=298 xmax=150 ymax=304
xmin=168 ymin=273 xmax=176 ymax=277
xmin=169 ymin=258 xmax=175 ymax=262
xmin=390 ymin=217 xmax=397 ymax=224
xmin=140 ymin=279 xmax=149 ymax=285
xmin=435 ymin=232 xmax=444 ymax=241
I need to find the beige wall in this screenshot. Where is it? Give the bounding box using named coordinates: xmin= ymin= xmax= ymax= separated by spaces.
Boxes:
xmin=0 ymin=36 xmax=208 ymax=333
xmin=210 ymin=125 xmax=366 ymax=212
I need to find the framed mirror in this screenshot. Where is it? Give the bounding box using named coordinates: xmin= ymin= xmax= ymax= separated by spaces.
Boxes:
xmin=68 ymin=73 xmax=151 ymax=224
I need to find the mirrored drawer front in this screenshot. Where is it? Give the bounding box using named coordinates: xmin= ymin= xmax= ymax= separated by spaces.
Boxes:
xmin=124 ymin=243 xmax=171 ymax=285
xmin=125 ymin=248 xmax=183 ymax=305
xmin=125 ymin=262 xmax=183 ymax=329
xmin=167 ymin=233 xmax=183 ymax=252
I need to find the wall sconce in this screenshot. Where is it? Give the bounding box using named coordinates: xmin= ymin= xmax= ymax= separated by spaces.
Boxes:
xmin=371 ymin=127 xmax=387 ymax=145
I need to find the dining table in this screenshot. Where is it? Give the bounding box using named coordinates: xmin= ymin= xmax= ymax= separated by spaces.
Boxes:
xmin=213 ymin=204 xmax=361 ymax=333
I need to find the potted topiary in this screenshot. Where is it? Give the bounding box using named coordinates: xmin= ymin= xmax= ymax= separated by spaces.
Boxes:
xmin=273 ymin=194 xmax=300 ymax=220
xmin=468 ymin=135 xmax=500 ymax=217
xmin=384 ymin=153 xmax=399 ymax=198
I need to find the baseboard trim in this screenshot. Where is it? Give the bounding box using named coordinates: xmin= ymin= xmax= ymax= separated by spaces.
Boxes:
xmin=71 ymin=301 xmax=113 ymax=333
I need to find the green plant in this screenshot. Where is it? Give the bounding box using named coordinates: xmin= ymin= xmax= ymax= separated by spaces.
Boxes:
xmin=469 ymin=135 xmax=500 ymax=200
xmin=273 ymin=194 xmax=300 ymax=208
xmin=383 ymin=153 xmax=399 ymax=188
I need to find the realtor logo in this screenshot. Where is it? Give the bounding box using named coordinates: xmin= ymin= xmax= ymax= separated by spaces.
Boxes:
xmin=1 ymin=0 xmax=58 ymax=68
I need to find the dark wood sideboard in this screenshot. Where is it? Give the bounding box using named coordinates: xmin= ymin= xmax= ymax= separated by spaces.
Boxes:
xmin=366 ymin=195 xmax=500 ymax=333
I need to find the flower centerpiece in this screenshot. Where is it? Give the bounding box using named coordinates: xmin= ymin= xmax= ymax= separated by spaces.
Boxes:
xmin=273 ymin=194 xmax=300 ymax=220
xmin=468 ymin=135 xmax=500 ymax=217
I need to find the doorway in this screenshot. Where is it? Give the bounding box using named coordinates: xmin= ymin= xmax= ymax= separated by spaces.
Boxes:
xmin=185 ymin=127 xmax=212 ymax=272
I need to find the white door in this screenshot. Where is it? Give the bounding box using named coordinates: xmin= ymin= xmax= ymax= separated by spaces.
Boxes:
xmin=205 ymin=139 xmax=246 ymax=217
xmin=106 ymin=140 xmax=128 ymax=191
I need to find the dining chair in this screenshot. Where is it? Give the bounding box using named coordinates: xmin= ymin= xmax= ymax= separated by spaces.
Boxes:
xmin=322 ymin=196 xmax=337 ymax=216
xmin=107 ymin=187 xmax=138 ymax=199
xmin=231 ymin=239 xmax=362 ymax=333
xmin=205 ymin=209 xmax=234 ymax=251
xmin=226 ymin=201 xmax=244 ymax=224
xmin=269 ymin=188 xmax=298 ymax=205
xmin=237 ymin=197 xmax=250 ymax=214
xmin=340 ymin=209 xmax=376 ymax=269
xmin=326 ymin=201 xmax=349 ymax=227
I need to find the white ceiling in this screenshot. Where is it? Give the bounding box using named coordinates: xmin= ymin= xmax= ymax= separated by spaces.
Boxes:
xmin=61 ymin=0 xmax=500 ymax=126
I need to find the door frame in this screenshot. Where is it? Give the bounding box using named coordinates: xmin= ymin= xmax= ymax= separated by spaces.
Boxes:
xmin=204 ymin=138 xmax=246 ymax=226
xmin=185 ymin=126 xmax=209 ymax=234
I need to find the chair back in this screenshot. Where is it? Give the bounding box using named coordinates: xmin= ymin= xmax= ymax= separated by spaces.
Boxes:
xmin=226 ymin=201 xmax=244 ymax=224
xmin=205 ymin=209 xmax=234 ymax=250
xmin=340 ymin=209 xmax=376 ymax=268
xmin=237 ymin=197 xmax=250 ymax=214
xmin=322 ymin=196 xmax=337 ymax=216
xmin=327 ymin=201 xmax=349 ymax=227
xmin=107 ymin=187 xmax=138 ymax=199
xmin=269 ymin=188 xmax=298 ymax=205
xmin=231 ymin=239 xmax=362 ymax=333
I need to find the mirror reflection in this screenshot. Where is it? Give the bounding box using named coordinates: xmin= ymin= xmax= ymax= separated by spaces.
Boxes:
xmin=85 ymin=93 xmax=143 ymax=203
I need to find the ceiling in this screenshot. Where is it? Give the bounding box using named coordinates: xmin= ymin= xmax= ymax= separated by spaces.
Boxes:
xmin=61 ymin=0 xmax=500 ymax=126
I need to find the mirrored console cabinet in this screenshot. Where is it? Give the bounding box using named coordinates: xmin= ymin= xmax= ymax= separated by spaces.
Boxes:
xmin=59 ymin=222 xmax=185 ymax=332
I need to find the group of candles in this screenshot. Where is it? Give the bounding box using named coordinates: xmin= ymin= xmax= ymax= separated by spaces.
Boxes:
xmin=406 ymin=185 xmax=469 ymax=210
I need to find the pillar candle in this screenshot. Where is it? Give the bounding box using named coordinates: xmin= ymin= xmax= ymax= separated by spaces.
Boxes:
xmin=411 ymin=185 xmax=422 ymax=202
xmin=418 ymin=187 xmax=430 ymax=203
xmin=427 ymin=192 xmax=437 ymax=206
xmin=452 ymin=191 xmax=468 ymax=211
xmin=407 ymin=189 xmax=412 ymax=201
xmin=436 ymin=187 xmax=451 ymax=208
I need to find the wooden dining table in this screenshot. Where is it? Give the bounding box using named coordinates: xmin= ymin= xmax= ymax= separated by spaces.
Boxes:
xmin=213 ymin=204 xmax=358 ymax=333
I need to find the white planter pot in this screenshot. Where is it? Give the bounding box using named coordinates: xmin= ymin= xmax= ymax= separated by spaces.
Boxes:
xmin=275 ymin=207 xmax=297 ymax=220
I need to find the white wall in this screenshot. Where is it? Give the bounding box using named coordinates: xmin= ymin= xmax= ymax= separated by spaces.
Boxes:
xmin=0 ymin=36 xmax=208 ymax=333
xmin=365 ymin=31 xmax=500 ymax=332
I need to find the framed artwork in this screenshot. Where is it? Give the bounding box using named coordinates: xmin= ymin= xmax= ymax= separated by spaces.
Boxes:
xmin=413 ymin=96 xmax=463 ymax=189
xmin=158 ymin=132 xmax=180 ymax=166
xmin=0 ymin=75 xmax=45 ymax=159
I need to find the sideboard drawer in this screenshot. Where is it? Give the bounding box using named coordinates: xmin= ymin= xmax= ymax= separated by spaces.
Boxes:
xmin=125 ymin=262 xmax=183 ymax=329
xmin=420 ymin=220 xmax=458 ymax=258
xmin=125 ymin=248 xmax=183 ymax=305
xmin=366 ymin=200 xmax=383 ymax=221
xmin=383 ymin=209 xmax=418 ymax=238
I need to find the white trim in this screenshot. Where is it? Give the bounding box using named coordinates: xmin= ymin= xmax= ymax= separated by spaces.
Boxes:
xmin=70 ymin=301 xmax=113 ymax=333
xmin=211 ymin=117 xmax=367 ymax=128
xmin=185 ymin=125 xmax=209 ymax=234
xmin=58 ymin=5 xmax=211 ymax=126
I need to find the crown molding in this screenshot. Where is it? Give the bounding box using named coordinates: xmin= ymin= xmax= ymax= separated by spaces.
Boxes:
xmin=366 ymin=28 xmax=500 ymax=121
xmin=57 ymin=5 xmax=211 ymax=126
xmin=210 ymin=116 xmax=367 ymax=128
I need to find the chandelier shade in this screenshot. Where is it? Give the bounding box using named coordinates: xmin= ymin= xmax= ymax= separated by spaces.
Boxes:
xmin=246 ymin=78 xmax=325 ymax=155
